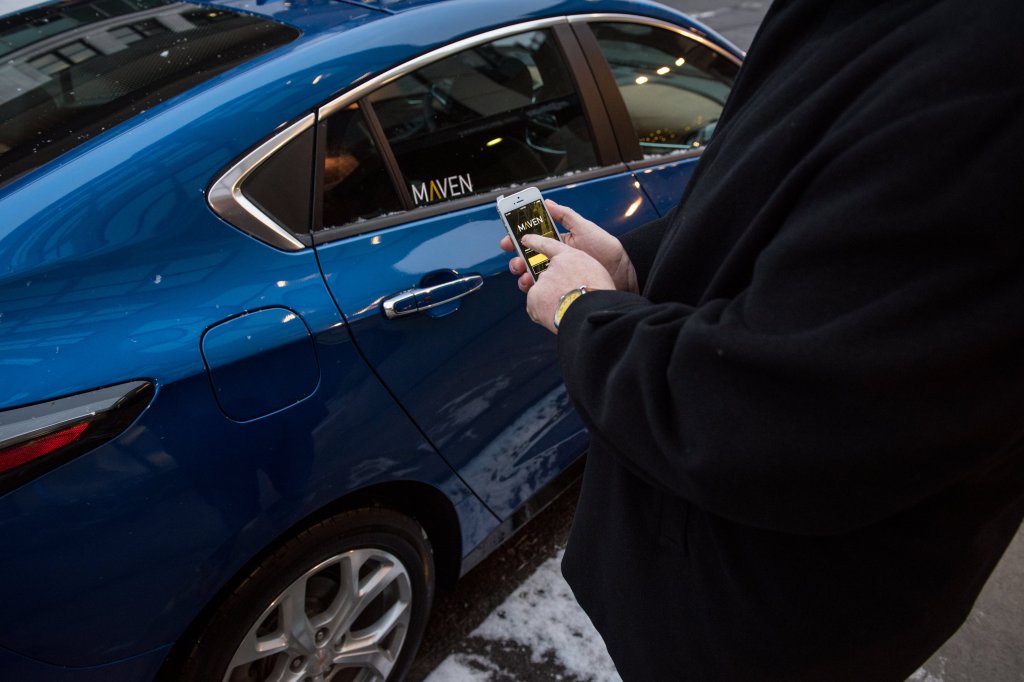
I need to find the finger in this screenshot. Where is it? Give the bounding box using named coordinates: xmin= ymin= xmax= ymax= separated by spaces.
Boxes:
xmin=521 ymin=233 xmax=569 ymax=257
xmin=545 ymin=199 xmax=570 ymax=234
xmin=544 ymin=198 xmax=566 ymax=220
xmin=545 ymin=200 xmax=594 ymax=235
xmin=509 ymin=257 xmax=526 ymax=275
xmin=499 ymin=235 xmax=515 ymax=253
xmin=518 ymin=272 xmax=533 ymax=292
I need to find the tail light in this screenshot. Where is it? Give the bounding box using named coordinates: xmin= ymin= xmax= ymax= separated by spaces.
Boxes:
xmin=0 ymin=380 xmax=154 ymax=494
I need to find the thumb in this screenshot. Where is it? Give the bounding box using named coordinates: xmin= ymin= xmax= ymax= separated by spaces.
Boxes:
xmin=546 ymin=199 xmax=595 ymax=236
xmin=521 ymin=233 xmax=568 ymax=256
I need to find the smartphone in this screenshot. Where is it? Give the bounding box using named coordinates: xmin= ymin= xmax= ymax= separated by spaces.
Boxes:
xmin=496 ymin=187 xmax=561 ymax=282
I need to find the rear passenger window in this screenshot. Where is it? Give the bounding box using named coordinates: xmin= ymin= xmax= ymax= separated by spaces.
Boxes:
xmin=321 ymin=103 xmax=404 ymax=229
xmin=368 ymin=30 xmax=598 ymax=208
xmin=243 ymin=126 xmax=314 ymax=234
xmin=590 ymin=23 xmax=739 ymax=157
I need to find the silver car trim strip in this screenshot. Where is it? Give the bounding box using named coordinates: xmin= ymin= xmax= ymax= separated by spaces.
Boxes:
xmin=566 ymin=13 xmax=744 ymax=66
xmin=207 ymin=114 xmax=314 ymax=252
xmin=317 ymin=17 xmax=568 ymax=119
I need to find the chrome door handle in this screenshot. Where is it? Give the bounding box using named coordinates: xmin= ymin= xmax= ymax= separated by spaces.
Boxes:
xmin=382 ymin=275 xmax=484 ymax=319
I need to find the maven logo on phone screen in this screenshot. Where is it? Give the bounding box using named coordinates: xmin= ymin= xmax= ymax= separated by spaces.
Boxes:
xmin=504 ymin=200 xmax=558 ymax=276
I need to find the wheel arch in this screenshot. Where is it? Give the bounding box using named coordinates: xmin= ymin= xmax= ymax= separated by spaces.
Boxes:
xmin=332 ymin=479 xmax=464 ymax=590
xmin=154 ymin=478 xmax=463 ymax=681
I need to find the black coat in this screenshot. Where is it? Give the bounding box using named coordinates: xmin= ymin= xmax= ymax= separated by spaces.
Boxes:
xmin=557 ymin=0 xmax=1024 ymax=679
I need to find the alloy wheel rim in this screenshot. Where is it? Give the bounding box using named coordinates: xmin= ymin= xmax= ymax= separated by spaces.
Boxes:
xmin=223 ymin=548 xmax=414 ymax=682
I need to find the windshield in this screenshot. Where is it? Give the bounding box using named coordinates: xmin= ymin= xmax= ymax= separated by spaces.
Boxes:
xmin=0 ymin=0 xmax=298 ymax=188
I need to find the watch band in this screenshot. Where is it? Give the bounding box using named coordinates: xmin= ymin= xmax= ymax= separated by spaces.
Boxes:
xmin=554 ymin=285 xmax=589 ymax=330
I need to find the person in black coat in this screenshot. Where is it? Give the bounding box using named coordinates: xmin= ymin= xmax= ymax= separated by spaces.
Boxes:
xmin=501 ymin=0 xmax=1024 ymax=679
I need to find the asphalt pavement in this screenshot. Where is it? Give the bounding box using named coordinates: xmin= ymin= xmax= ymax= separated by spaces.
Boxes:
xmin=411 ymin=3 xmax=1024 ymax=680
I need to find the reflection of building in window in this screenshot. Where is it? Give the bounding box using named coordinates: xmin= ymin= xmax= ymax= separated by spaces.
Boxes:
xmin=0 ymin=2 xmax=216 ymax=108
xmin=0 ymin=0 xmax=297 ymax=186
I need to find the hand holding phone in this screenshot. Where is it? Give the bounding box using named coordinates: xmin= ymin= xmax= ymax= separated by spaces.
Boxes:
xmin=496 ymin=187 xmax=561 ymax=282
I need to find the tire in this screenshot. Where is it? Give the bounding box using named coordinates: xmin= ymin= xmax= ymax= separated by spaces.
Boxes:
xmin=179 ymin=508 xmax=435 ymax=682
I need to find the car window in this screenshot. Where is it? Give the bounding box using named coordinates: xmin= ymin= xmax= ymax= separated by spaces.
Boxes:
xmin=367 ymin=29 xmax=599 ymax=209
xmin=321 ymin=102 xmax=404 ymax=229
xmin=589 ymin=22 xmax=739 ymax=157
xmin=0 ymin=0 xmax=298 ymax=189
xmin=242 ymin=126 xmax=315 ymax=235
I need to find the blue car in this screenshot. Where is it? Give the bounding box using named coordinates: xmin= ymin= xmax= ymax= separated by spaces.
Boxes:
xmin=0 ymin=0 xmax=740 ymax=679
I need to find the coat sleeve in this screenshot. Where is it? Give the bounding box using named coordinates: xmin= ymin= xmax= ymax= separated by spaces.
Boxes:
xmin=618 ymin=211 xmax=671 ymax=291
xmin=556 ymin=89 xmax=1024 ymax=536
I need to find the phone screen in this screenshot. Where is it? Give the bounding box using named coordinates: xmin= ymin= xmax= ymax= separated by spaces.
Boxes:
xmin=504 ymin=198 xmax=559 ymax=278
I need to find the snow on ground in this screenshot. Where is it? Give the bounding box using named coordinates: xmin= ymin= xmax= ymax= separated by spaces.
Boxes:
xmin=424 ymin=549 xmax=622 ymax=682
xmin=424 ymin=548 xmax=947 ymax=681
xmin=909 ymin=668 xmax=946 ymax=682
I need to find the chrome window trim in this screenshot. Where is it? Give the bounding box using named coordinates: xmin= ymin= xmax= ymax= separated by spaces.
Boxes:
xmin=208 ymin=114 xmax=314 ymax=252
xmin=317 ymin=17 xmax=569 ymax=119
xmin=210 ymin=12 xmax=740 ymax=250
xmin=567 ymin=13 xmax=743 ymax=67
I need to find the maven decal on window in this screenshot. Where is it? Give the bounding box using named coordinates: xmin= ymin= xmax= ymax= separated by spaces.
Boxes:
xmin=410 ymin=174 xmax=475 ymax=206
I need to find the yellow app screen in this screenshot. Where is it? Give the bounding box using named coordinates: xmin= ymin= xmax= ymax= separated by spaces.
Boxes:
xmin=504 ymin=199 xmax=559 ymax=278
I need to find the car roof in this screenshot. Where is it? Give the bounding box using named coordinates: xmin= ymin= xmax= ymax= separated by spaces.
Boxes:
xmin=0 ymin=0 xmax=711 ymax=42
xmin=173 ymin=0 xmax=722 ymax=151
xmin=0 ymin=0 xmax=731 ymax=202
xmin=192 ymin=0 xmax=388 ymax=36
xmin=198 ymin=0 xmax=700 ymax=39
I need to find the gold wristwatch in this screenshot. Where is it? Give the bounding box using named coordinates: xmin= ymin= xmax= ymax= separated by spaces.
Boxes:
xmin=554 ymin=286 xmax=588 ymax=329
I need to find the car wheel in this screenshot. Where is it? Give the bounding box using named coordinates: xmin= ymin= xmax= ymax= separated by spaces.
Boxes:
xmin=180 ymin=508 xmax=434 ymax=682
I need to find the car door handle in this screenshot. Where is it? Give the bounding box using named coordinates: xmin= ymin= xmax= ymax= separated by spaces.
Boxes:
xmin=382 ymin=274 xmax=484 ymax=319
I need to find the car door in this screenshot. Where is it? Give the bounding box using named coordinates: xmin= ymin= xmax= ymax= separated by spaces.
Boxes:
xmin=311 ymin=22 xmax=660 ymax=519
xmin=571 ymin=17 xmax=742 ymax=215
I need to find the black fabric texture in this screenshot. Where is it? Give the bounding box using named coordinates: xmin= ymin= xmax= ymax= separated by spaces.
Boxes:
xmin=557 ymin=0 xmax=1024 ymax=679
